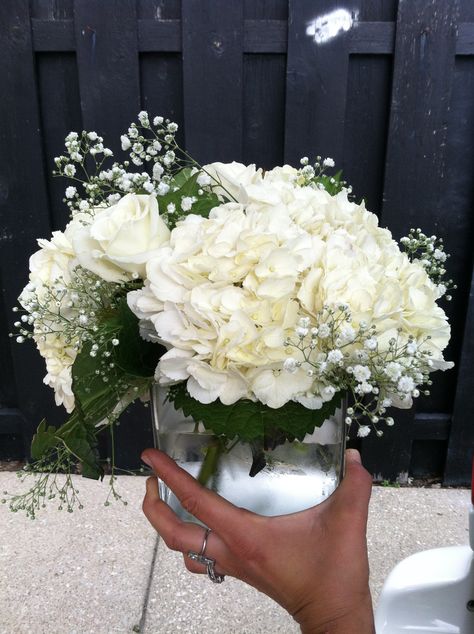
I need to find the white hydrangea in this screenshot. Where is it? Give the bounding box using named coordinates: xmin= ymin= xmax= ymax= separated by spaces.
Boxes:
xmin=127 ymin=167 xmax=451 ymax=409
xmin=38 ymin=336 xmax=76 ymax=412
xmin=18 ymin=230 xmax=79 ymax=411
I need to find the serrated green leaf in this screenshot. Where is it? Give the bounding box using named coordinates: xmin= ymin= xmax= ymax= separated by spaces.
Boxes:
xmin=61 ymin=425 xmax=102 ymax=480
xmin=168 ymin=384 xmax=344 ymax=445
xmin=31 ymin=419 xmax=58 ymax=460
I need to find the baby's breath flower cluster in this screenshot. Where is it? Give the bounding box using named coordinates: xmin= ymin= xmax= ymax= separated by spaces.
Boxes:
xmin=284 ymin=306 xmax=445 ymax=438
xmin=2 ymin=442 xmax=136 ymax=519
xmin=3 ymin=448 xmax=84 ymax=519
xmin=400 ymin=228 xmax=456 ymax=300
xmin=53 ymin=112 xmax=181 ymax=216
xmin=297 ymin=156 xmax=349 ymax=195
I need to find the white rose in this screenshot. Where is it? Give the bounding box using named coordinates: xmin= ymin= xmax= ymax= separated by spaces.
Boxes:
xmin=72 ymin=193 xmax=170 ymax=282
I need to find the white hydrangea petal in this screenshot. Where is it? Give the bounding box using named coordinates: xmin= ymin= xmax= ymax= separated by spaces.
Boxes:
xmin=158 ymin=348 xmax=193 ymax=382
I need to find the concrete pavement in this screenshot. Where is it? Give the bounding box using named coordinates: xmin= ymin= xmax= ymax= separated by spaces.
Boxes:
xmin=0 ymin=472 xmax=470 ymax=633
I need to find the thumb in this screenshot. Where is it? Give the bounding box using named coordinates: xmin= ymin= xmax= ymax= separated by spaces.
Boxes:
xmin=334 ymin=449 xmax=373 ymax=515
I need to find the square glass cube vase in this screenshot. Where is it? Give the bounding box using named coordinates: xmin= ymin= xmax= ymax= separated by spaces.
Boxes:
xmin=151 ymin=385 xmax=346 ymax=521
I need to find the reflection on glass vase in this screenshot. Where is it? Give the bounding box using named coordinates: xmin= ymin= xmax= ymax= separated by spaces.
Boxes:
xmin=151 ymin=385 xmax=346 ymax=522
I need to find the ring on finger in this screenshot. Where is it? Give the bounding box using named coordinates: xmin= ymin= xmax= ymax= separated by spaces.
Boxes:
xmin=187 ymin=528 xmax=225 ymax=584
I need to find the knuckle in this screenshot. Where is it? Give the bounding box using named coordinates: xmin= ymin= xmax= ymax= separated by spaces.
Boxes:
xmin=141 ymin=496 xmax=152 ymax=517
xmin=179 ymin=493 xmax=200 ymax=517
xmin=166 ymin=527 xmax=185 ymax=552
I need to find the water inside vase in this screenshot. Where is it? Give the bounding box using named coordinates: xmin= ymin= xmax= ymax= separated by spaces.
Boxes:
xmin=157 ymin=430 xmax=342 ymax=520
xmin=151 ymin=387 xmax=345 ymax=520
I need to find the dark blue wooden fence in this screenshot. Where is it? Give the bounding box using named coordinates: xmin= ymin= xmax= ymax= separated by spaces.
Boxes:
xmin=1 ymin=0 xmax=473 ymax=484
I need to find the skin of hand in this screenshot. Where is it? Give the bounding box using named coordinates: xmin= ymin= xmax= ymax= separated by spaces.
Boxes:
xmin=141 ymin=448 xmax=375 ymax=634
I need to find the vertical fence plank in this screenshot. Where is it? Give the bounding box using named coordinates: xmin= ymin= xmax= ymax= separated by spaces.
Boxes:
xmin=242 ymin=0 xmax=286 ymax=168
xmin=285 ymin=0 xmax=361 ymax=166
xmin=181 ymin=0 xmax=244 ymax=164
xmin=74 ymin=0 xmax=152 ymax=468
xmin=380 ymin=0 xmax=460 ymax=239
xmin=343 ymin=55 xmax=392 ymax=216
xmin=445 ymin=263 xmax=474 ymax=485
xmin=74 ymin=0 xmax=141 ymax=146
xmin=32 ymin=0 xmax=81 ymax=231
xmin=140 ymin=53 xmax=185 ymax=146
xmin=0 ymin=0 xmax=63 ymax=453
xmin=243 ymin=55 xmax=286 ymax=168
xmin=361 ymin=0 xmax=460 ymax=479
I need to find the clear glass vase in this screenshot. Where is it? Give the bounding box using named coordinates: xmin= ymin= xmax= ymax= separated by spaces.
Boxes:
xmin=150 ymin=385 xmax=346 ymax=522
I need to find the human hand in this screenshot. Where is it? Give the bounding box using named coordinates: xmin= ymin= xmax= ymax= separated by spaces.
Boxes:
xmin=141 ymin=448 xmax=374 ymax=634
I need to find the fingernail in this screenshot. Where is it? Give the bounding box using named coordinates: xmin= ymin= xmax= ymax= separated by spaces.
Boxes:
xmin=345 ymin=448 xmax=361 ymax=464
xmin=141 ymin=452 xmax=153 ymax=468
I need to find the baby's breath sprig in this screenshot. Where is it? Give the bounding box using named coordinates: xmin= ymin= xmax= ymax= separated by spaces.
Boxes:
xmin=53 ymin=113 xmax=182 ymax=217
xmin=2 ymin=446 xmax=83 ymax=519
xmin=400 ymin=228 xmax=456 ymax=300
xmin=129 ymin=111 xmax=239 ymax=209
xmin=297 ymin=156 xmax=349 ymax=196
xmin=53 ymin=111 xmax=237 ymax=224
xmin=283 ymin=305 xmax=443 ymax=439
xmin=10 ymin=267 xmax=139 ymax=354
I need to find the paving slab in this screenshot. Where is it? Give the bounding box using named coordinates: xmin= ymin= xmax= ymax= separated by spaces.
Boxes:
xmin=367 ymin=486 xmax=470 ymax=603
xmin=0 ymin=472 xmax=471 ymax=634
xmin=0 ymin=473 xmax=155 ymax=634
xmin=143 ymin=546 xmax=298 ymax=634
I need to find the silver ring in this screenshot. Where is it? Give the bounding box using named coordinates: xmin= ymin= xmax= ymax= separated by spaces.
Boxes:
xmin=187 ymin=528 xmax=225 ymax=584
xmin=200 ymin=527 xmax=211 ymax=557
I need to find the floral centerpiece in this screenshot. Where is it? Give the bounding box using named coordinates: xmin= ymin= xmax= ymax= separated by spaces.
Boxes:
xmin=6 ymin=112 xmax=454 ymax=517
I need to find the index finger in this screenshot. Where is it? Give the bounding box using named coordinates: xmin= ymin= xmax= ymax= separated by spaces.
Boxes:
xmin=141 ymin=448 xmax=253 ymax=535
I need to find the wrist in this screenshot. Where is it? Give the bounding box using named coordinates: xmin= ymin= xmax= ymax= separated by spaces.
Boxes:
xmin=296 ymin=592 xmax=375 ymax=634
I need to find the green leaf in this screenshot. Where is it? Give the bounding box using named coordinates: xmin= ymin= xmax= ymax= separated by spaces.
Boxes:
xmin=158 ymin=170 xmax=221 ymax=227
xmin=61 ymin=423 xmax=102 ymax=480
xmin=170 ymin=167 xmax=193 ymax=189
xmin=113 ymin=299 xmax=164 ymax=377
xmin=31 ymin=419 xmax=59 ymax=460
xmin=71 ymin=342 xmax=122 ymax=420
xmin=315 ymin=170 xmax=345 ymax=196
xmin=30 ymin=416 xmax=103 ymax=480
xmin=168 ymin=383 xmax=344 ymax=445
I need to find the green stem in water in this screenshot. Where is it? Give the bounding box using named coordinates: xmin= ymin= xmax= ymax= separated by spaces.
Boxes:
xmin=197 ymin=437 xmax=227 ymax=487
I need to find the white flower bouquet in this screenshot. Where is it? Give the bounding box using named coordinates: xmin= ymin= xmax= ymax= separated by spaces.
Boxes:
xmin=7 ymin=112 xmax=454 ymax=516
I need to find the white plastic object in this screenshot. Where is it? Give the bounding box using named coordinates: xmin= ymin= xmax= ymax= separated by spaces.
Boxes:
xmin=375 ymin=543 xmax=474 ymax=633
xmin=375 ymin=493 xmax=474 ymax=633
